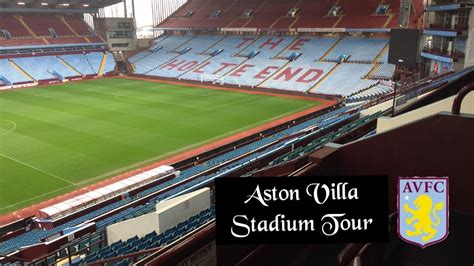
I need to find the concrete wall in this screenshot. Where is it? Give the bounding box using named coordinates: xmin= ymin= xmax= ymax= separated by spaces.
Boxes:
xmin=106 ymin=212 xmax=158 ymax=245
xmin=156 ymin=188 xmax=211 ymax=234
xmin=376 ymin=92 xmax=474 ymax=133
xmin=94 ymin=17 xmax=138 ymax=51
xmin=105 ymin=188 xmax=210 ymax=245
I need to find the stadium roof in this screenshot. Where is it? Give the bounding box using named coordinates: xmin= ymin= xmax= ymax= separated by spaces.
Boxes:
xmin=0 ymin=0 xmax=121 ymax=12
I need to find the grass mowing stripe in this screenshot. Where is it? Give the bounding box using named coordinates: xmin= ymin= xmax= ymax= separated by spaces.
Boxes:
xmin=0 ymin=78 xmax=320 ymax=213
xmin=73 ymin=102 xmax=314 ymax=187
xmin=79 ymin=88 xmax=210 ymax=110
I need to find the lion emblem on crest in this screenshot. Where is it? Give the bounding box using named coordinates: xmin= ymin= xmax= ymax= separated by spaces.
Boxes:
xmin=403 ymin=194 xmax=444 ymax=242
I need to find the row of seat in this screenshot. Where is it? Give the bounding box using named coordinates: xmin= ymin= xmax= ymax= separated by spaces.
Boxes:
xmin=0 ymin=52 xmax=114 ymax=84
xmin=270 ymin=111 xmax=382 ymax=165
xmin=371 ymin=63 xmax=396 ymax=80
xmin=312 ymin=63 xmax=378 ymax=96
xmin=325 ymin=38 xmax=388 ymax=63
xmin=84 ymin=207 xmax=215 ymax=264
xmin=158 ymin=0 xmax=420 ymax=30
xmin=13 ymin=56 xmax=78 ymax=81
xmin=132 ymin=34 xmax=394 ymax=96
xmin=346 ymin=84 xmax=394 ymax=102
xmin=0 ymin=59 xmax=31 ymax=84
xmin=0 ymin=14 xmax=92 ymax=38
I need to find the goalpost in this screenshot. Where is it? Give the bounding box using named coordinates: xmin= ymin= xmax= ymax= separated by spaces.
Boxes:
xmin=199 ymin=74 xmax=225 ymax=85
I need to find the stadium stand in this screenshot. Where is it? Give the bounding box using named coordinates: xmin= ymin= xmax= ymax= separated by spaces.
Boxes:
xmin=3 ymin=52 xmax=113 ymax=82
xmin=0 ymin=13 xmax=115 ymax=86
xmin=103 ymin=52 xmax=116 ymax=74
xmin=85 ymin=52 xmax=107 ymax=73
xmin=84 ymin=206 xmax=215 ymax=264
xmin=0 ymin=15 xmax=32 ymax=37
xmin=180 ymin=55 xmax=247 ymax=82
xmin=0 ymin=38 xmax=46 ymax=47
xmin=178 ymin=34 xmax=224 ymax=53
xmin=224 ymin=0 xmax=267 ymax=28
xmin=324 ymin=37 xmax=389 ymax=63
xmin=0 ymin=13 xmax=102 ymax=48
xmin=277 ymin=37 xmax=339 ymax=61
xmin=371 ymin=63 xmax=396 ymax=80
xmin=346 ymin=83 xmax=394 ymax=102
xmin=311 ymin=63 xmax=377 ymax=96
xmin=63 ymin=15 xmax=93 ymax=35
xmin=12 ymin=56 xmax=62 ymax=81
xmin=237 ymin=36 xmax=296 ymax=58
xmin=268 ymin=111 xmax=383 ymax=166
xmin=225 ymin=57 xmax=288 ymax=87
xmin=132 ymin=34 xmax=394 ymax=96
xmin=5 ymin=0 xmax=466 ymax=264
xmin=290 ymin=0 xmax=338 ymax=28
xmin=337 ymin=0 xmax=390 ymax=29
xmin=262 ymin=59 xmax=337 ymax=92
xmin=0 ymin=59 xmax=33 ymax=84
xmin=196 ymin=0 xmax=250 ymax=28
xmin=243 ymin=0 xmax=299 ymax=29
xmin=59 ymin=54 xmax=97 ymax=76
xmin=133 ymin=52 xmax=178 ymax=74
xmin=156 ymin=0 xmax=412 ymax=30
xmin=131 ymin=35 xmax=260 ymax=77
xmin=22 ymin=15 xmax=74 ymax=36
xmin=156 ymin=34 xmax=194 ymax=52
xmin=203 ymin=35 xmax=259 ymax=55
xmin=148 ymin=53 xmax=211 ymax=78
xmin=48 ymin=37 xmax=90 ymax=45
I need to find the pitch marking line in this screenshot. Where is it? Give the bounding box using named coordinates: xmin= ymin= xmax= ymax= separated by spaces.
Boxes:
xmin=85 ymin=82 xmax=240 ymax=102
xmin=100 ymin=84 xmax=231 ymax=102
xmin=80 ymin=88 xmax=210 ymax=111
xmin=0 ymin=154 xmax=76 ymax=185
xmin=0 ymin=185 xmax=74 ymax=211
xmin=72 ymin=102 xmax=315 ymax=187
xmin=0 ymin=101 xmax=315 ymax=213
xmin=208 ymin=96 xmax=262 ymax=110
xmin=0 ymin=119 xmax=17 ymax=136
xmin=87 ymin=82 xmax=207 ymax=97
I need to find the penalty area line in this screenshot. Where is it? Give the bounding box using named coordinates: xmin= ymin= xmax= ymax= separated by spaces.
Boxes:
xmin=0 ymin=185 xmax=74 ymax=211
xmin=0 ymin=154 xmax=76 ymax=186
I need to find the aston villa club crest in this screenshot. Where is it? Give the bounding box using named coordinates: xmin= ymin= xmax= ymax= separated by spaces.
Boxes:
xmin=398 ymin=177 xmax=449 ymax=248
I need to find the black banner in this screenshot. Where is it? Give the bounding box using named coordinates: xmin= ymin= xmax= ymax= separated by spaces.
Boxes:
xmin=215 ymin=176 xmax=389 ymax=245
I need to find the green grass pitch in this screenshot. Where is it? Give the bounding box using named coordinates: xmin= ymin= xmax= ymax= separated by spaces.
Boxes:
xmin=0 ymin=78 xmax=320 ymax=214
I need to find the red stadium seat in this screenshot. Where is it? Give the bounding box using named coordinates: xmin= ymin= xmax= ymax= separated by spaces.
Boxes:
xmin=63 ymin=15 xmax=92 ymax=35
xmin=47 ymin=37 xmax=90 ymax=44
xmin=157 ymin=0 xmax=415 ymax=30
xmin=244 ymin=0 xmax=299 ymax=29
xmin=0 ymin=15 xmax=32 ymax=37
xmin=22 ymin=15 xmax=75 ymax=37
xmin=0 ymin=38 xmax=46 ymax=47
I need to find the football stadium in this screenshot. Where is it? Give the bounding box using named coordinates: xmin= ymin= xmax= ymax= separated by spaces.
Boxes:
xmin=0 ymin=0 xmax=473 ymax=265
